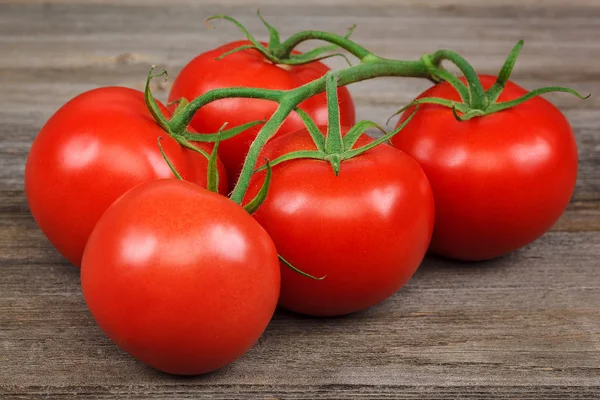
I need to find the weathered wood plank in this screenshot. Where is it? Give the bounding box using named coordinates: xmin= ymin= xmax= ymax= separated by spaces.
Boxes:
xmin=1 ymin=218 xmax=599 ymax=390
xmin=1 ymin=386 xmax=600 ymax=400
xmin=0 ymin=0 xmax=599 ymax=398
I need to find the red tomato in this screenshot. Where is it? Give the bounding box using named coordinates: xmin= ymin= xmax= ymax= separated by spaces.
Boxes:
xmin=244 ymin=128 xmax=434 ymax=316
xmin=25 ymin=87 xmax=228 ymax=267
xmin=169 ymin=40 xmax=356 ymax=180
xmin=391 ymin=75 xmax=578 ymax=261
xmin=81 ymin=179 xmax=280 ymax=375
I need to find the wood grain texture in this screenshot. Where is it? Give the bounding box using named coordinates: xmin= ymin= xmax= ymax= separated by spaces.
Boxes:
xmin=0 ymin=0 xmax=599 ymax=398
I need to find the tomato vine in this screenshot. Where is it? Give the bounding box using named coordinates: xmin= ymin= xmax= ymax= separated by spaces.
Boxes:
xmin=145 ymin=12 xmax=588 ymax=205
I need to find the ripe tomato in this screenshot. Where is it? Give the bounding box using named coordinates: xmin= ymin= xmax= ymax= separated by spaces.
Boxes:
xmin=391 ymin=75 xmax=578 ymax=261
xmin=81 ymin=179 xmax=280 ymax=375
xmin=25 ymin=87 xmax=228 ymax=267
xmin=244 ymin=128 xmax=434 ymax=316
xmin=169 ymin=40 xmax=356 ymax=180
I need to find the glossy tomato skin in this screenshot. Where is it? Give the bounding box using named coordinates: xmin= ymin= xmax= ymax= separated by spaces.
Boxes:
xmin=81 ymin=179 xmax=280 ymax=375
xmin=169 ymin=40 xmax=356 ymax=180
xmin=245 ymin=128 xmax=434 ymax=316
xmin=391 ymin=75 xmax=578 ymax=261
xmin=25 ymin=87 xmax=228 ymax=267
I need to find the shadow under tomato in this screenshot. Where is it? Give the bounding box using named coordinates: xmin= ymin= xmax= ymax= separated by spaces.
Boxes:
xmin=272 ymin=305 xmax=363 ymax=321
xmin=140 ymin=359 xmax=237 ymax=381
xmin=418 ymin=248 xmax=522 ymax=269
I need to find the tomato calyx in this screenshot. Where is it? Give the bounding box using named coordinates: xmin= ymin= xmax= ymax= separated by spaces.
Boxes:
xmin=403 ymin=40 xmax=590 ymax=121
xmin=156 ymin=127 xmax=225 ymax=194
xmin=255 ymin=72 xmax=419 ymax=177
xmin=144 ymin=66 xmax=266 ymax=151
xmin=205 ymin=11 xmax=358 ymax=66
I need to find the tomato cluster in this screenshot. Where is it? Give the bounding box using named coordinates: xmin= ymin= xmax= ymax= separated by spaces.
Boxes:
xmin=24 ymin=16 xmax=580 ymax=376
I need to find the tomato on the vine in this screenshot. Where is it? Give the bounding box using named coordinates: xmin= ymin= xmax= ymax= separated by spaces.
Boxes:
xmin=81 ymin=179 xmax=280 ymax=375
xmin=391 ymin=75 xmax=578 ymax=261
xmin=169 ymin=40 xmax=356 ymax=180
xmin=244 ymin=127 xmax=434 ymax=316
xmin=25 ymin=87 xmax=228 ymax=267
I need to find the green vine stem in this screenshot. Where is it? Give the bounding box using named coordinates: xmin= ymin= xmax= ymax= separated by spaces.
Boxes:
xmin=143 ymin=65 xmax=266 ymax=160
xmin=148 ymin=14 xmax=589 ymax=206
xmin=164 ymin=58 xmax=430 ymax=203
xmin=276 ymin=29 xmax=371 ymax=61
xmin=145 ymin=14 xmax=588 ymax=282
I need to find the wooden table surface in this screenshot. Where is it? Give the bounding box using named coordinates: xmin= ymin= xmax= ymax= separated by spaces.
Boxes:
xmin=1 ymin=0 xmax=599 ymax=398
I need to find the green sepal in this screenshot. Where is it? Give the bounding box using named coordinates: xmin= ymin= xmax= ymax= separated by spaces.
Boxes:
xmin=486 ymin=40 xmax=524 ymax=103
xmin=279 ymin=254 xmax=326 ymax=281
xmin=431 ymin=68 xmax=471 ymax=103
xmin=452 ymin=106 xmax=484 ymax=122
xmin=257 ymin=10 xmax=281 ymax=48
xmin=294 ymin=108 xmax=326 ymax=151
xmin=144 ymin=65 xmax=172 ymax=135
xmin=286 ymin=51 xmax=353 ymax=67
xmin=182 ymin=119 xmax=265 ymax=143
xmin=206 ymin=124 xmax=225 ymax=193
xmin=342 ymin=107 xmax=419 ymax=159
xmin=157 ymin=137 xmax=182 ymax=180
xmin=387 ymin=97 xmax=467 ymax=126
xmin=483 ymin=86 xmax=590 ymax=115
xmin=421 ymin=54 xmax=470 ymax=102
xmin=428 ymin=49 xmax=487 ymax=109
xmin=176 ymin=138 xmax=211 ymax=160
xmin=215 ymin=44 xmax=260 ymax=61
xmin=206 ymin=14 xmax=272 ymax=61
xmin=342 ymin=120 xmax=386 ymax=150
xmin=144 ymin=67 xmax=211 ymax=160
xmin=254 ymin=150 xmax=326 ymax=173
xmin=325 ymin=153 xmax=342 ymax=176
xmin=169 ymin=97 xmax=190 ymax=119
xmin=243 ymin=159 xmax=272 ymax=214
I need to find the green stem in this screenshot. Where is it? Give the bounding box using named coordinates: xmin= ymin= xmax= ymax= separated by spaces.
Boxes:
xmin=324 ymin=72 xmax=343 ymax=154
xmin=167 ymin=58 xmax=433 ymax=204
xmin=243 ymin=159 xmax=272 ymax=215
xmin=157 ymin=137 xmax=182 ymax=180
xmin=230 ymin=103 xmax=295 ymax=203
xmin=170 ymin=59 xmax=430 ymax=137
xmin=144 ymin=18 xmax=587 ymax=220
xmin=420 ymin=54 xmax=470 ymax=102
xmin=277 ymin=30 xmax=372 ymax=60
xmin=228 ymin=60 xmax=431 ymax=202
xmin=169 ymin=88 xmax=284 ymax=134
xmin=429 ymin=49 xmax=487 ymax=109
xmin=206 ymin=128 xmax=222 ymax=193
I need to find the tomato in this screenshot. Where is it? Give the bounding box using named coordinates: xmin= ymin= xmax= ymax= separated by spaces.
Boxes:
xmin=25 ymin=87 xmax=228 ymax=267
xmin=169 ymin=40 xmax=356 ymax=180
xmin=81 ymin=179 xmax=280 ymax=375
xmin=391 ymin=75 xmax=578 ymax=261
xmin=244 ymin=128 xmax=434 ymax=316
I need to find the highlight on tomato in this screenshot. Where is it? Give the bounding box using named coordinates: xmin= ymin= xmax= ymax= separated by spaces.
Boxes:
xmin=81 ymin=179 xmax=281 ymax=375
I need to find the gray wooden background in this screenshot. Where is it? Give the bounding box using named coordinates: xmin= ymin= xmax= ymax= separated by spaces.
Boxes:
xmin=1 ymin=0 xmax=599 ymax=398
